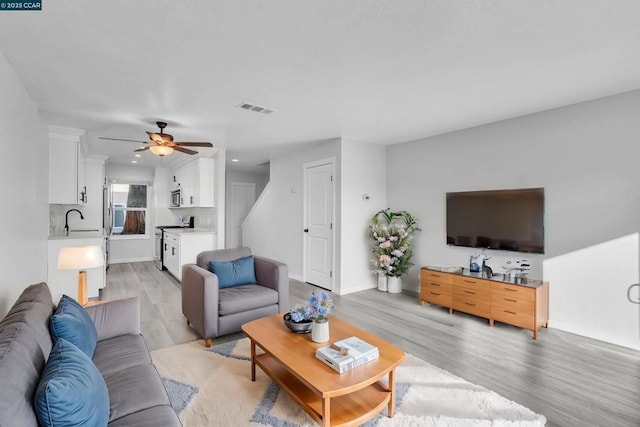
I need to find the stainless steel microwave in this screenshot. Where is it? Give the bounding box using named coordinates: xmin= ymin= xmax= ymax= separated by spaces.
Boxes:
xmin=170 ymin=188 xmax=181 ymax=207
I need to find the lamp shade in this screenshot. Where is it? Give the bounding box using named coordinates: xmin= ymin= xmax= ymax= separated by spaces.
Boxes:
xmin=57 ymin=245 xmax=104 ymax=270
xmin=149 ymin=145 xmax=174 ymax=156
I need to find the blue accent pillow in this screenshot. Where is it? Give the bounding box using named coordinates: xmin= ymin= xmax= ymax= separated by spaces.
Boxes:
xmin=50 ymin=295 xmax=98 ymax=358
xmin=209 ymin=255 xmax=257 ymax=288
xmin=34 ymin=338 xmax=109 ymax=427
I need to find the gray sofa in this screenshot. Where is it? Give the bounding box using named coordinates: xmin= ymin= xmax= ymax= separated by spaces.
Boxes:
xmin=0 ymin=282 xmax=180 ymax=426
xmin=182 ymin=247 xmax=288 ymax=347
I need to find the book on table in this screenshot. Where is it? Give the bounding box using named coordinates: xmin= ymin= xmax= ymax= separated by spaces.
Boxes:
xmin=315 ymin=336 xmax=379 ymax=374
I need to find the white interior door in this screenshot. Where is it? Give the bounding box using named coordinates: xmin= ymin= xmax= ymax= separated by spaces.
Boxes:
xmin=303 ymin=161 xmax=334 ymax=290
xmin=230 ymin=182 xmax=256 ymax=248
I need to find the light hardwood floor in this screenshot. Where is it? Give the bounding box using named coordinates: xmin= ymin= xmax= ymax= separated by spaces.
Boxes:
xmin=102 ymin=262 xmax=640 ymax=427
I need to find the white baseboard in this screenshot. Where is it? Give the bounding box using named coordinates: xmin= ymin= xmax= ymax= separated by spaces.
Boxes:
xmin=550 ymin=320 xmax=640 ymax=351
xmin=289 ymin=273 xmax=304 ymax=282
xmin=109 ymin=257 xmax=154 ymax=264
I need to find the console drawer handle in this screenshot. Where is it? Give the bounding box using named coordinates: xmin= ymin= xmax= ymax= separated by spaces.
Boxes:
xmin=504 ymin=310 xmax=517 ymax=315
xmin=464 ymin=302 xmax=476 ymax=306
xmin=504 ymin=298 xmax=517 ymax=302
xmin=430 ymin=292 xmax=441 ymax=296
xmin=432 ymin=274 xmax=441 ymax=277
xmin=464 ymin=280 xmax=476 ymax=284
xmin=504 ymin=288 xmax=518 ymax=292
xmin=464 ymin=290 xmax=475 ymax=294
xmin=431 ymin=283 xmax=441 ymax=287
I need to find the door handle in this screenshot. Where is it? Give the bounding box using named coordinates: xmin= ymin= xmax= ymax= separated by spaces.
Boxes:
xmin=628 ymin=284 xmax=640 ymax=304
xmin=304 ymin=228 xmax=309 ymax=233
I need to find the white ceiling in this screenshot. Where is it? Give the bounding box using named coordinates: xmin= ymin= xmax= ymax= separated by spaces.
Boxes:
xmin=1 ymin=1 xmax=639 ymax=171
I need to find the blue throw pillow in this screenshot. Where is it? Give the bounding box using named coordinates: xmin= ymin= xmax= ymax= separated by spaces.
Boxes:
xmin=34 ymin=338 xmax=109 ymax=427
xmin=209 ymin=255 xmax=257 ymax=289
xmin=50 ymin=295 xmax=98 ymax=358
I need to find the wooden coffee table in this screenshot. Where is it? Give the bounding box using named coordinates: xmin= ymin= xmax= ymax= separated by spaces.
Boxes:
xmin=242 ymin=314 xmax=405 ymax=427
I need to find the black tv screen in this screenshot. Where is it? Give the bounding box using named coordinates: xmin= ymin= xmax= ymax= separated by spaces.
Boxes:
xmin=446 ymin=188 xmax=544 ymax=254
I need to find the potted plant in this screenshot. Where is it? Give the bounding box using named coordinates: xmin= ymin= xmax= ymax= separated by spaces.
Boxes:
xmin=284 ymin=291 xmax=334 ymax=342
xmin=369 ymin=208 xmax=421 ymax=293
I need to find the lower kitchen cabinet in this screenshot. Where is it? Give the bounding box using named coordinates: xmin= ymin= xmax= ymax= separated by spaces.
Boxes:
xmin=163 ymin=230 xmax=216 ymax=281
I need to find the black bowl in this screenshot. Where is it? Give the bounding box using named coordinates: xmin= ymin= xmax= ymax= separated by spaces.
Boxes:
xmin=283 ymin=313 xmax=312 ymax=334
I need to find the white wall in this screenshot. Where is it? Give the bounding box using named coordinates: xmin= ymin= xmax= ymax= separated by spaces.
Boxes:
xmin=0 ymin=50 xmax=49 ymax=315
xmin=243 ymin=139 xmax=340 ymax=280
xmin=387 ymin=89 xmax=640 ymax=349
xmin=339 ymin=140 xmax=387 ymax=294
xmin=105 ymin=164 xmax=155 ymax=263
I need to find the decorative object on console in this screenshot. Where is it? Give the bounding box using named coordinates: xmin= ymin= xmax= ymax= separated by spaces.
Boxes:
xmin=469 ymin=251 xmax=491 ymax=273
xmin=502 ymin=259 xmax=531 ymax=277
xmin=57 ymin=245 xmax=104 ymax=306
xmin=289 ymin=290 xmax=334 ymax=343
xmin=369 ymin=208 xmax=421 ymax=293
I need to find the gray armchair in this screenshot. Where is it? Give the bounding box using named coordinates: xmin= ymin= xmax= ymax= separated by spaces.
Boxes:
xmin=182 ymin=247 xmax=288 ymax=347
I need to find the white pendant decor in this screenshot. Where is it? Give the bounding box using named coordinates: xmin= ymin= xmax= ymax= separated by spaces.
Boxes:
xmin=387 ymin=276 xmax=402 ymax=293
xmin=377 ymin=275 xmax=388 ymax=292
xmin=311 ymin=319 xmax=330 ymax=343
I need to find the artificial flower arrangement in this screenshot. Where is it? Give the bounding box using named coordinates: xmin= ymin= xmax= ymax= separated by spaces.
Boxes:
xmin=289 ymin=290 xmax=334 ymax=322
xmin=369 ymin=208 xmax=421 ymax=278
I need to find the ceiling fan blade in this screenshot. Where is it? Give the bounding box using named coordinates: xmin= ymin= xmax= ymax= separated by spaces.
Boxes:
xmin=134 ymin=146 xmax=150 ymax=152
xmin=174 ymin=142 xmax=213 ymax=147
xmin=99 ymin=137 xmax=148 ymax=144
xmin=173 ymin=146 xmax=198 ymax=155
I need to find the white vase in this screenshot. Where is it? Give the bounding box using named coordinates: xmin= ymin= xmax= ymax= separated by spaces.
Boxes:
xmin=387 ymin=276 xmax=402 ymax=293
xmin=311 ymin=319 xmax=330 ymax=343
xmin=377 ymin=275 xmax=388 ymax=292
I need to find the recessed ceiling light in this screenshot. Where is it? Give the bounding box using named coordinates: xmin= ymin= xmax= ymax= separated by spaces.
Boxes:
xmin=131 ymin=160 xmax=137 ymax=164
xmin=135 ymin=154 xmax=141 ymax=158
xmin=231 ymin=158 xmax=239 ymax=162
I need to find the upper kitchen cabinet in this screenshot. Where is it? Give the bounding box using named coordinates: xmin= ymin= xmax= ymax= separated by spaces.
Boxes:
xmin=171 ymin=158 xmax=214 ymax=208
xmin=49 ymin=126 xmax=87 ymax=205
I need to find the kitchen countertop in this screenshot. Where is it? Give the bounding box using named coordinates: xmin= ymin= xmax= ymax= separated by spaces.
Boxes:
xmin=162 ymin=228 xmax=216 ymax=235
xmin=48 ymin=229 xmax=106 ymax=240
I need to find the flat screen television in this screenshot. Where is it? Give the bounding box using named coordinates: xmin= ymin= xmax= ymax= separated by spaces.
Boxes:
xmin=446 ymin=188 xmax=544 ymax=254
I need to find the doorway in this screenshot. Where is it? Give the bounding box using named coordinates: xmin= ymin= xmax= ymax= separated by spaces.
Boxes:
xmin=229 ymin=182 xmax=256 ymax=248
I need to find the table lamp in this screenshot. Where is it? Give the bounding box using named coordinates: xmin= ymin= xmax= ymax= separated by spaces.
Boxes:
xmin=57 ymin=245 xmax=105 ymax=306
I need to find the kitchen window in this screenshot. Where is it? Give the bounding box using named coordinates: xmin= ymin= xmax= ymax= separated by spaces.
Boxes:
xmin=110 ymin=183 xmax=148 ymax=237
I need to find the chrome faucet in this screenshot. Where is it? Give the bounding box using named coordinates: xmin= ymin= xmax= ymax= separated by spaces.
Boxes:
xmin=64 ymin=209 xmax=84 ymax=236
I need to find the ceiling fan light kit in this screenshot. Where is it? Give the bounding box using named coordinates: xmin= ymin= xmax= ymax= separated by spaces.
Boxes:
xmin=149 ymin=145 xmax=174 ymax=156
xmin=100 ymin=121 xmax=213 ymax=158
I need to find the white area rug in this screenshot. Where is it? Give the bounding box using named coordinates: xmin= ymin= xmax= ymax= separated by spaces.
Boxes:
xmin=151 ymin=339 xmax=546 ymax=426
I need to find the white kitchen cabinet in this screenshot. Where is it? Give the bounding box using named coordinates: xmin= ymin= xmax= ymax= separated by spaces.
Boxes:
xmin=163 ymin=230 xmax=216 ymax=281
xmin=191 ymin=158 xmax=215 ymax=207
xmin=163 ymin=231 xmax=180 ymax=278
xmin=47 ymin=234 xmax=106 ymax=303
xmin=49 ymin=127 xmax=86 ymax=205
xmin=170 ymin=158 xmax=214 ymax=208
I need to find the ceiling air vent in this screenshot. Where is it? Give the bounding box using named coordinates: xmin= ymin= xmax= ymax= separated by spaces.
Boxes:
xmin=236 ymin=102 xmax=276 ymax=115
